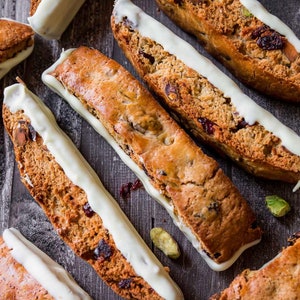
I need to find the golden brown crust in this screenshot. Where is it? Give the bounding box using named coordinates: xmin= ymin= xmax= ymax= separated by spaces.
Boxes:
xmin=2 ymin=105 xmax=162 ymax=300
xmin=50 ymin=46 xmax=261 ymax=264
xmin=0 ymin=19 xmax=34 ymax=63
xmin=0 ymin=236 xmax=53 ymax=299
xmin=30 ymin=0 xmax=42 ymax=16
xmin=211 ymin=234 xmax=300 ymax=299
xmin=111 ymin=16 xmax=300 ymax=183
xmin=155 ymin=0 xmax=300 ymax=102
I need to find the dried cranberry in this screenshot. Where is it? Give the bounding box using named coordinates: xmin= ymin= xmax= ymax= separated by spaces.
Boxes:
xmin=118 ymin=278 xmax=132 ymax=289
xmin=139 ymin=50 xmax=155 ymax=64
xmin=165 ymin=83 xmax=178 ymax=101
xmin=251 ymin=25 xmax=284 ymax=50
xmin=131 ymin=179 xmax=143 ymax=191
xmin=198 ymin=117 xmax=215 ymax=135
xmin=94 ymin=239 xmax=112 ymax=260
xmin=83 ymin=202 xmax=94 ymax=218
xmin=120 ymin=182 xmax=133 ymax=200
xmin=257 ymin=33 xmax=284 ymax=50
xmin=251 ymin=25 xmax=269 ymax=39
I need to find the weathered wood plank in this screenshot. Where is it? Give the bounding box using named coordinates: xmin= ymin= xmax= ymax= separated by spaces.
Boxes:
xmin=0 ymin=0 xmax=299 ymax=299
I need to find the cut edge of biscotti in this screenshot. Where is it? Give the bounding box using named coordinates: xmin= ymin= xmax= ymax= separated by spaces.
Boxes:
xmin=0 ymin=18 xmax=34 ymax=80
xmin=42 ymin=47 xmax=262 ymax=272
xmin=0 ymin=227 xmax=91 ymax=299
xmin=210 ymin=231 xmax=300 ymax=299
xmin=155 ymin=0 xmax=300 ymax=102
xmin=110 ymin=0 xmax=300 ymax=189
xmin=2 ymin=82 xmax=184 ymax=300
xmin=28 ymin=0 xmax=86 ymax=40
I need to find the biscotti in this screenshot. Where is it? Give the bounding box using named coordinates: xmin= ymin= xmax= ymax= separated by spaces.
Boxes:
xmin=42 ymin=46 xmax=262 ymax=271
xmin=0 ymin=18 xmax=34 ymax=79
xmin=111 ymin=0 xmax=300 ymax=186
xmin=0 ymin=228 xmax=91 ymax=300
xmin=155 ymin=0 xmax=300 ymax=102
xmin=28 ymin=0 xmax=86 ymax=39
xmin=2 ymin=83 xmax=183 ymax=300
xmin=210 ymin=232 xmax=300 ymax=299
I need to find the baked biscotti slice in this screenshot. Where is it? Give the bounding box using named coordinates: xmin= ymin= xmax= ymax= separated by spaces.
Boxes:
xmin=28 ymin=0 xmax=86 ymax=39
xmin=0 ymin=18 xmax=34 ymax=79
xmin=2 ymin=83 xmax=183 ymax=300
xmin=42 ymin=46 xmax=262 ymax=271
xmin=210 ymin=232 xmax=300 ymax=299
xmin=111 ymin=0 xmax=300 ymax=187
xmin=155 ymin=0 xmax=300 ymax=102
xmin=0 ymin=228 xmax=91 ymax=300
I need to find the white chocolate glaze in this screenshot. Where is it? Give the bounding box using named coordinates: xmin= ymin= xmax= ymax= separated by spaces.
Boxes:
xmin=3 ymin=228 xmax=91 ymax=300
xmin=28 ymin=0 xmax=86 ymax=40
xmin=0 ymin=18 xmax=34 ymax=79
xmin=293 ymin=181 xmax=300 ymax=192
xmin=3 ymin=83 xmax=183 ymax=300
xmin=42 ymin=49 xmax=261 ymax=272
xmin=112 ymin=0 xmax=300 ymax=157
xmin=240 ymin=0 xmax=300 ymax=52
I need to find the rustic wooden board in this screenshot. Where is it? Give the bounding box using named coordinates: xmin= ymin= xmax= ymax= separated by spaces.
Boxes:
xmin=0 ymin=0 xmax=299 ymax=299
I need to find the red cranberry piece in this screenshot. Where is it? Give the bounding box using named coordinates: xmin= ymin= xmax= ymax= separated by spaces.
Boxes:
xmin=198 ymin=117 xmax=215 ymax=135
xmin=83 ymin=202 xmax=94 ymax=218
xmin=131 ymin=179 xmax=143 ymax=191
xmin=120 ymin=182 xmax=133 ymax=200
xmin=94 ymin=239 xmax=112 ymax=260
xmin=118 ymin=278 xmax=132 ymax=289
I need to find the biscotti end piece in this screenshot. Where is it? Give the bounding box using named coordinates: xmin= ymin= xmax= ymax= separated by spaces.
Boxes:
xmin=111 ymin=1 xmax=300 ymax=184
xmin=3 ymin=83 xmax=183 ymax=300
xmin=28 ymin=0 xmax=86 ymax=40
xmin=0 ymin=235 xmax=52 ymax=299
xmin=43 ymin=46 xmax=262 ymax=271
xmin=210 ymin=232 xmax=300 ymax=299
xmin=0 ymin=19 xmax=34 ymax=79
xmin=155 ymin=0 xmax=300 ymax=102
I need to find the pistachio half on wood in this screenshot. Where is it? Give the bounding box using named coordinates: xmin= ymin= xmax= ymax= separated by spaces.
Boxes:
xmin=150 ymin=227 xmax=181 ymax=259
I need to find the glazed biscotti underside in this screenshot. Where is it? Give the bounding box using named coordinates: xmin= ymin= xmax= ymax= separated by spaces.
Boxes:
xmin=43 ymin=46 xmax=261 ymax=271
xmin=2 ymin=84 xmax=183 ymax=300
xmin=155 ymin=0 xmax=300 ymax=102
xmin=210 ymin=232 xmax=300 ymax=299
xmin=111 ymin=2 xmax=300 ymax=185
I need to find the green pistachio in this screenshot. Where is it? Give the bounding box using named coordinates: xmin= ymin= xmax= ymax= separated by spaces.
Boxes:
xmin=150 ymin=227 xmax=181 ymax=259
xmin=265 ymin=195 xmax=291 ymax=217
xmin=242 ymin=6 xmax=253 ymax=17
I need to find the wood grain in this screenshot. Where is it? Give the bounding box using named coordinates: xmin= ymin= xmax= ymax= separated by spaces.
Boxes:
xmin=0 ymin=1 xmax=299 ymax=299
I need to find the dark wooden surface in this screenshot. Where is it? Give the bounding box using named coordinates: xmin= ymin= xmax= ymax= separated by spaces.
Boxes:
xmin=0 ymin=1 xmax=299 ymax=299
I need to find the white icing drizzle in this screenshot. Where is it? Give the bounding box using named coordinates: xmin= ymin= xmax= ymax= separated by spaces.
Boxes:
xmin=240 ymin=0 xmax=300 ymax=52
xmin=112 ymin=0 xmax=300 ymax=157
xmin=293 ymin=181 xmax=300 ymax=193
xmin=42 ymin=49 xmax=261 ymax=271
xmin=28 ymin=0 xmax=86 ymax=40
xmin=3 ymin=83 xmax=183 ymax=300
xmin=2 ymin=228 xmax=91 ymax=300
xmin=0 ymin=18 xmax=34 ymax=79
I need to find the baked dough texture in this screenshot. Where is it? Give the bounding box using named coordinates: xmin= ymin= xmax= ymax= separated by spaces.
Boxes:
xmin=210 ymin=232 xmax=300 ymax=299
xmin=2 ymin=95 xmax=165 ymax=300
xmin=155 ymin=0 xmax=300 ymax=102
xmin=0 ymin=236 xmax=53 ymax=299
xmin=0 ymin=19 xmax=34 ymax=63
xmin=48 ymin=46 xmax=261 ymax=267
xmin=111 ymin=13 xmax=300 ymax=184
